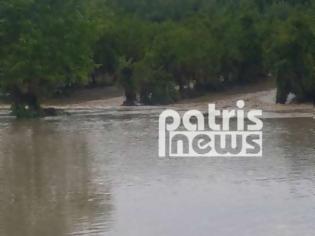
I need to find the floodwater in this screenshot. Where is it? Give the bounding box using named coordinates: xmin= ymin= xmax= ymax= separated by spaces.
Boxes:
xmin=0 ymin=108 xmax=315 ymax=236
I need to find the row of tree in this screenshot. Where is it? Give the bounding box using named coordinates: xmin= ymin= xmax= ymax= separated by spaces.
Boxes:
xmin=0 ymin=0 xmax=314 ymax=117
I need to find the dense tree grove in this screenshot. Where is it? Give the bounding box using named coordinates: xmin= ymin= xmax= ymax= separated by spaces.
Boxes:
xmin=0 ymin=0 xmax=97 ymax=117
xmin=0 ymin=0 xmax=314 ymax=117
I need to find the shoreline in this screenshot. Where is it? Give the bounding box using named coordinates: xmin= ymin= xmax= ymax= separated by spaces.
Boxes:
xmin=173 ymin=88 xmax=314 ymax=114
xmin=0 ymin=81 xmax=314 ymax=117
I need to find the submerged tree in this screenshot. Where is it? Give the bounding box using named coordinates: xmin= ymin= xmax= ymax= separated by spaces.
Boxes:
xmin=113 ymin=16 xmax=153 ymax=105
xmin=0 ymin=0 xmax=97 ymax=117
xmin=265 ymin=8 xmax=315 ymax=103
xmin=2 ymin=0 xmax=315 ymax=115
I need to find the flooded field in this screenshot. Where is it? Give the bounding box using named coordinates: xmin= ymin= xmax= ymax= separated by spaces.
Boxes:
xmin=0 ymin=109 xmax=315 ymax=236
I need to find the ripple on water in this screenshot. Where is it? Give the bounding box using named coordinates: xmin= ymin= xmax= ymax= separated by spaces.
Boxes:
xmin=0 ymin=110 xmax=314 ymax=236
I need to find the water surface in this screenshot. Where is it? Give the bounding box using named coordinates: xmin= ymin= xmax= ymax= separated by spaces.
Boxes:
xmin=0 ymin=110 xmax=315 ymax=236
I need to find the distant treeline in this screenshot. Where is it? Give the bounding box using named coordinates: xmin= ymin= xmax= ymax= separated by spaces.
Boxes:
xmin=0 ymin=0 xmax=314 ymax=117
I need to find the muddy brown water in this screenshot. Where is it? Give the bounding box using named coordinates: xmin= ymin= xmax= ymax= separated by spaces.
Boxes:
xmin=0 ymin=108 xmax=315 ymax=236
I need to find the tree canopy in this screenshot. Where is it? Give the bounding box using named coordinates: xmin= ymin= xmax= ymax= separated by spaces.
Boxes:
xmin=0 ymin=0 xmax=97 ymax=117
xmin=1 ymin=0 xmax=315 ymax=117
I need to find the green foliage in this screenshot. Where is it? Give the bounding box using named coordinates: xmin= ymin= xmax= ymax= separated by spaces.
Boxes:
xmin=264 ymin=5 xmax=315 ymax=103
xmin=0 ymin=0 xmax=97 ymax=116
xmin=94 ymin=0 xmax=315 ymax=105
xmin=1 ymin=0 xmax=315 ymax=114
xmin=133 ymin=55 xmax=179 ymax=105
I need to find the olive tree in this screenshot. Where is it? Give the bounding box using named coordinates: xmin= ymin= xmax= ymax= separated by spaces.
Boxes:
xmin=0 ymin=0 xmax=97 ymax=117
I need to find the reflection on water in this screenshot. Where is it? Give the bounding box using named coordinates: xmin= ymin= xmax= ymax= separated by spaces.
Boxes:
xmin=0 ymin=111 xmax=315 ymax=236
xmin=0 ymin=120 xmax=113 ymax=236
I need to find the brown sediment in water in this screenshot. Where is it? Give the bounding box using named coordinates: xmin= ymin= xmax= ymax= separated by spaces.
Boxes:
xmin=172 ymin=88 xmax=314 ymax=114
xmin=170 ymin=80 xmax=314 ymax=115
xmin=0 ymin=80 xmax=313 ymax=115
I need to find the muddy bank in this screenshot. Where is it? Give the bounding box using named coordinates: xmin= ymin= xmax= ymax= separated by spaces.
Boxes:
xmin=173 ymin=88 xmax=314 ymax=114
xmin=0 ymin=81 xmax=313 ymax=116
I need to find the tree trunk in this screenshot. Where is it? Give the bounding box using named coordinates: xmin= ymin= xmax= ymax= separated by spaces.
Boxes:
xmin=121 ymin=67 xmax=137 ymax=106
xmin=276 ymin=75 xmax=289 ymax=104
xmin=11 ymin=88 xmax=41 ymax=118
xmin=123 ymin=88 xmax=137 ymax=106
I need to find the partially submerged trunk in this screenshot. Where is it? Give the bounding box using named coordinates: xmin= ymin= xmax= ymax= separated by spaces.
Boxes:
xmin=10 ymin=88 xmax=58 ymax=118
xmin=121 ymin=67 xmax=137 ymax=106
xmin=11 ymin=89 xmax=41 ymax=118
xmin=275 ymin=73 xmax=291 ymax=104
xmin=123 ymin=89 xmax=137 ymax=106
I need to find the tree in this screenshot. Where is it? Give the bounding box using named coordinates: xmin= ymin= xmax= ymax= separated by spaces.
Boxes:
xmin=112 ymin=16 xmax=153 ymax=105
xmin=264 ymin=8 xmax=315 ymax=103
xmin=0 ymin=0 xmax=97 ymax=117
